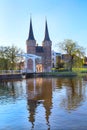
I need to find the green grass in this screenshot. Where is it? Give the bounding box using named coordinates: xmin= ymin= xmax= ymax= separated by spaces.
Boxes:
xmin=51 ymin=67 xmax=87 ymax=77
xmin=44 ymin=71 xmax=77 ymax=77
xmin=73 ymin=67 xmax=87 ymax=72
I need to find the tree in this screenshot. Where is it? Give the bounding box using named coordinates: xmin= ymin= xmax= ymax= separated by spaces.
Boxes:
xmin=57 ymin=39 xmax=85 ymax=71
xmin=0 ymin=45 xmax=23 ymax=70
xmin=56 ymin=56 xmax=64 ymax=69
xmin=0 ymin=46 xmax=9 ymax=70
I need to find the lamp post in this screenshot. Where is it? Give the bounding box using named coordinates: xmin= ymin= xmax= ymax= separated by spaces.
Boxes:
xmin=11 ymin=61 xmax=13 ymax=74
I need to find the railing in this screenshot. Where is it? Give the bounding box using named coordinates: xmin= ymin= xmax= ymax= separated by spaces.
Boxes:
xmin=0 ymin=70 xmax=22 ymax=75
xmin=0 ymin=69 xmax=35 ymax=75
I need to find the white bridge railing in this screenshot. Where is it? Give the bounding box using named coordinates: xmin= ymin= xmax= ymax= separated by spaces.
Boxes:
xmin=0 ymin=69 xmax=35 ymax=75
xmin=0 ymin=70 xmax=22 ymax=75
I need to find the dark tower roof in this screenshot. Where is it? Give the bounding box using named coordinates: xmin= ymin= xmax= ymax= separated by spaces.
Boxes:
xmin=43 ymin=20 xmax=51 ymax=41
xmin=27 ymin=18 xmax=35 ymax=41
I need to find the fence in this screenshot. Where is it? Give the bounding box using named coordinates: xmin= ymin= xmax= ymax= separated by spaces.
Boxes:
xmin=0 ymin=70 xmax=22 ymax=75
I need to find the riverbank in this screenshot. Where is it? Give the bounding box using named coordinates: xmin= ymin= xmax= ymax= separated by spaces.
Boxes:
xmin=0 ymin=74 xmax=22 ymax=81
xmin=25 ymin=71 xmax=78 ymax=78
xmin=34 ymin=71 xmax=77 ymax=78
xmin=0 ymin=71 xmax=87 ymax=81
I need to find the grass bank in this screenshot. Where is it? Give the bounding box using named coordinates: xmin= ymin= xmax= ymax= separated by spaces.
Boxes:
xmin=49 ymin=67 xmax=87 ymax=77
xmin=36 ymin=71 xmax=77 ymax=77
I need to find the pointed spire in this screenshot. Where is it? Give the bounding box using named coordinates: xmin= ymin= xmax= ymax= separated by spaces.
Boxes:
xmin=27 ymin=17 xmax=35 ymax=41
xmin=43 ymin=20 xmax=51 ymax=41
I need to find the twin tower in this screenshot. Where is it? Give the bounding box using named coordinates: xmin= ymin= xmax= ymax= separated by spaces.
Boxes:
xmin=26 ymin=18 xmax=52 ymax=72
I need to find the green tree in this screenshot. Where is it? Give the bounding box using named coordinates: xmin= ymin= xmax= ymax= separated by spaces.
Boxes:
xmin=5 ymin=45 xmax=23 ymax=70
xmin=0 ymin=45 xmax=23 ymax=70
xmin=0 ymin=46 xmax=9 ymax=70
xmin=57 ymin=39 xmax=85 ymax=71
xmin=56 ymin=56 xmax=64 ymax=69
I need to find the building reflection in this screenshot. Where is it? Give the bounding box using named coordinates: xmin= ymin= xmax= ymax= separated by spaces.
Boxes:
xmin=0 ymin=77 xmax=86 ymax=129
xmin=26 ymin=78 xmax=53 ymax=129
xmin=26 ymin=77 xmax=86 ymax=129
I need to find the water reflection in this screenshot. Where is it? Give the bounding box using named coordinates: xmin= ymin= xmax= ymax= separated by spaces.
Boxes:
xmin=26 ymin=77 xmax=87 ymax=129
xmin=0 ymin=77 xmax=87 ymax=130
xmin=0 ymin=80 xmax=26 ymax=104
xmin=83 ymin=75 xmax=87 ymax=81
xmin=26 ymin=78 xmax=53 ymax=129
xmin=58 ymin=78 xmax=86 ymax=111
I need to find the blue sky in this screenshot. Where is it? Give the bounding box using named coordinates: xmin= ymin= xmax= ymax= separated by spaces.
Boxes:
xmin=0 ymin=0 xmax=87 ymax=54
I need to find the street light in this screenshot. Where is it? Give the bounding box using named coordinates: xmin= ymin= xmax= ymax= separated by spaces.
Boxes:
xmin=11 ymin=61 xmax=13 ymax=74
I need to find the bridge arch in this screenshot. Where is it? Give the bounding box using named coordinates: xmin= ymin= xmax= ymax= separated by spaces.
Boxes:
xmin=16 ymin=53 xmax=41 ymax=73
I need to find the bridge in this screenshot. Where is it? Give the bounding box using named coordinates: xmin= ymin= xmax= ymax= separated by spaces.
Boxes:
xmin=0 ymin=54 xmax=42 ymax=80
xmin=0 ymin=70 xmax=50 ymax=80
xmin=0 ymin=70 xmax=22 ymax=80
xmin=16 ymin=53 xmax=42 ymax=73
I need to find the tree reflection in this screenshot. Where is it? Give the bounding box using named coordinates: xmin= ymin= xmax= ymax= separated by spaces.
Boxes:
xmin=58 ymin=77 xmax=86 ymax=111
xmin=0 ymin=77 xmax=86 ymax=129
xmin=83 ymin=75 xmax=87 ymax=81
xmin=26 ymin=77 xmax=86 ymax=129
xmin=0 ymin=80 xmax=24 ymax=104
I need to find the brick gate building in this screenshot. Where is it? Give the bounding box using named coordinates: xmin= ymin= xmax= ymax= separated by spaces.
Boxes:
xmin=26 ymin=18 xmax=52 ymax=72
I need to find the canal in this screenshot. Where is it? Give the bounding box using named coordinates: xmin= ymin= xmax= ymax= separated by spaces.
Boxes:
xmin=0 ymin=76 xmax=87 ymax=130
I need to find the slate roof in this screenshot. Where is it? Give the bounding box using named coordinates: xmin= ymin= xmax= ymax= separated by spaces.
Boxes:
xmin=27 ymin=18 xmax=35 ymax=40
xmin=43 ymin=20 xmax=51 ymax=41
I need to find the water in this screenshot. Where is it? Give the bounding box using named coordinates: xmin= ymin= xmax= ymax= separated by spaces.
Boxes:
xmin=0 ymin=77 xmax=87 ymax=130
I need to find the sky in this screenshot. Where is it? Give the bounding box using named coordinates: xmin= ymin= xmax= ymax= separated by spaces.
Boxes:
xmin=0 ymin=0 xmax=87 ymax=55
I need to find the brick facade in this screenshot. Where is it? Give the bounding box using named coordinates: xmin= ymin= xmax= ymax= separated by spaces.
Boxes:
xmin=26 ymin=19 xmax=52 ymax=72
